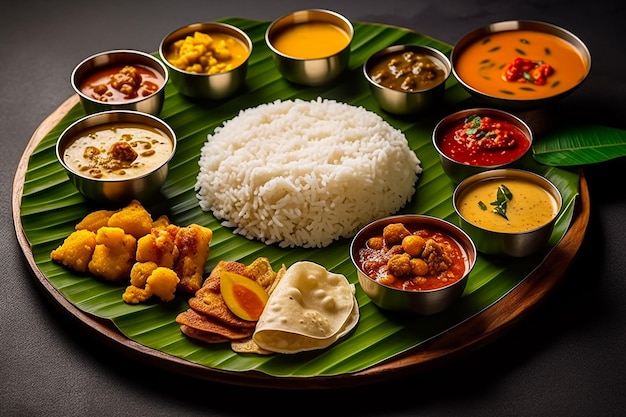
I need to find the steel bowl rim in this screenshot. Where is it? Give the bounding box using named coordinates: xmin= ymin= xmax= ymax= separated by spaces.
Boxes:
xmin=71 ymin=49 xmax=169 ymax=106
xmin=158 ymin=21 xmax=253 ymax=76
xmin=350 ymin=214 xmax=477 ymax=294
xmin=56 ymin=109 xmax=177 ymax=183
xmin=452 ymin=168 xmax=563 ymax=236
xmin=265 ymin=8 xmax=354 ymax=61
xmin=363 ymin=44 xmax=452 ymax=94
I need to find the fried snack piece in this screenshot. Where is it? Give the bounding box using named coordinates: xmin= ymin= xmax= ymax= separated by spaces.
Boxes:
xmin=136 ymin=224 xmax=180 ymax=268
xmin=152 ymin=214 xmax=171 ymax=230
xmin=176 ymin=309 xmax=253 ymax=340
xmin=75 ymin=210 xmax=115 ymax=232
xmin=230 ymin=337 xmax=274 ymax=355
xmin=173 ymin=224 xmax=213 ymax=294
xmin=88 ymin=226 xmax=137 ymax=281
xmin=178 ymin=258 xmax=285 ymax=347
xmin=123 ymin=265 xmax=180 ymax=304
xmin=50 ymin=229 xmax=97 ymax=273
xmin=243 ymin=257 xmax=283 ymax=293
xmin=107 ymin=199 xmax=153 ymax=239
xmin=129 ymin=261 xmax=159 ymax=288
xmin=179 ymin=325 xmax=229 ymax=344
xmin=188 ymin=261 xmax=256 ymax=329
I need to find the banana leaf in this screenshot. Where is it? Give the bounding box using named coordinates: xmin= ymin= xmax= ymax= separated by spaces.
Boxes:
xmin=533 ymin=124 xmax=626 ymax=166
xmin=18 ymin=18 xmax=581 ymax=379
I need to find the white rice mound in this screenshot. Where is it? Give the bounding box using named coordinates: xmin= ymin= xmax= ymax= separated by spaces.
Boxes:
xmin=195 ymin=97 xmax=422 ymax=248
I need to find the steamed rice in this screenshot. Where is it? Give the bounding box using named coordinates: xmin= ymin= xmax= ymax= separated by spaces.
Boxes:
xmin=195 ymin=97 xmax=422 ymax=248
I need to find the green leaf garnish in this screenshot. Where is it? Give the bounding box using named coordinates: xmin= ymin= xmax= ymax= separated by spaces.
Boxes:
xmin=478 ymin=201 xmax=487 ymax=210
xmin=500 ymin=184 xmax=513 ymax=200
xmin=464 ymin=115 xmax=482 ymax=135
xmin=489 ymin=184 xmax=513 ymax=220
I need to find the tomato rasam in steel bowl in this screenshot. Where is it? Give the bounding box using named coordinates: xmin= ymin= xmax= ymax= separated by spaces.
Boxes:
xmin=432 ymin=108 xmax=533 ymax=184
xmin=350 ymin=215 xmax=477 ymax=315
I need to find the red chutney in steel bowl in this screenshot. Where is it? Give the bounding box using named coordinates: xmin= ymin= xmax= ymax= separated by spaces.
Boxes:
xmin=357 ymin=222 xmax=469 ymax=291
xmin=438 ymin=113 xmax=531 ymax=166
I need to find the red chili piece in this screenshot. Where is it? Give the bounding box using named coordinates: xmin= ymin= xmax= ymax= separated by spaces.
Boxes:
xmin=503 ymin=57 xmax=553 ymax=85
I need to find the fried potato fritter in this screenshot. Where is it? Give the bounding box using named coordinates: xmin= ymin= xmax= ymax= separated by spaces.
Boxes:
xmin=136 ymin=224 xmax=180 ymax=268
xmin=174 ymin=224 xmax=213 ymax=294
xmin=88 ymin=226 xmax=137 ymax=281
xmin=50 ymin=229 xmax=97 ymax=273
xmin=107 ymin=199 xmax=153 ymax=239
xmin=51 ymin=200 xmax=213 ymax=305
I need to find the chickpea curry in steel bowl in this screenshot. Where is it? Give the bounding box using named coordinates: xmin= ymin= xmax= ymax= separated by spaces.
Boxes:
xmin=350 ymin=215 xmax=477 ymax=315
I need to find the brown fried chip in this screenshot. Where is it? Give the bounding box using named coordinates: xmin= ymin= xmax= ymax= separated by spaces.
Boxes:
xmin=178 ymin=257 xmax=285 ymax=352
xmin=230 ymin=337 xmax=274 ymax=355
xmin=176 ymin=309 xmax=253 ymax=340
xmin=243 ymin=257 xmax=278 ymax=292
xmin=188 ymin=292 xmax=256 ymax=329
xmin=179 ymin=325 xmax=230 ymax=344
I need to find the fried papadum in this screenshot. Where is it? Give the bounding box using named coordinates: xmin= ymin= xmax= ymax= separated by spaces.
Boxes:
xmin=252 ymin=261 xmax=359 ymax=354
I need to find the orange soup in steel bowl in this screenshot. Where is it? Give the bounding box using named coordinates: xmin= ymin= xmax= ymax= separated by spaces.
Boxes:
xmin=451 ymin=20 xmax=591 ymax=109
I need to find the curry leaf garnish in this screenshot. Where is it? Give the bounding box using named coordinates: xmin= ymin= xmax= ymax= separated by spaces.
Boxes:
xmin=478 ymin=201 xmax=487 ymax=211
xmin=489 ymin=184 xmax=513 ymax=220
xmin=500 ymin=184 xmax=513 ymax=200
xmin=464 ymin=114 xmax=482 ymax=135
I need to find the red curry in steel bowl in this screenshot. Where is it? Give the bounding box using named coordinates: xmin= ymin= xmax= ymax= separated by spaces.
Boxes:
xmin=350 ymin=215 xmax=477 ymax=315
xmin=432 ymin=108 xmax=533 ymax=183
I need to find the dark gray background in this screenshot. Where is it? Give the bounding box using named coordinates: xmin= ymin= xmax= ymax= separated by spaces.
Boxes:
xmin=2 ymin=1 xmax=625 ymax=416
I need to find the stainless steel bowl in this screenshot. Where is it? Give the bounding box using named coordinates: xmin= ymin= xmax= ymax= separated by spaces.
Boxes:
xmin=364 ymin=44 xmax=451 ymax=115
xmin=350 ymin=214 xmax=477 ymax=315
xmin=265 ymin=9 xmax=353 ymax=86
xmin=451 ymin=20 xmax=591 ymax=109
xmin=71 ymin=49 xmax=168 ymax=116
xmin=432 ymin=108 xmax=533 ymax=183
xmin=56 ymin=110 xmax=176 ymax=204
xmin=453 ymin=169 xmax=562 ymax=257
xmin=159 ymin=22 xmax=252 ymax=100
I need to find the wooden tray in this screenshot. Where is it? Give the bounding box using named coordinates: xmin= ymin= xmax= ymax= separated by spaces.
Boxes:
xmin=13 ymin=95 xmax=589 ymax=389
